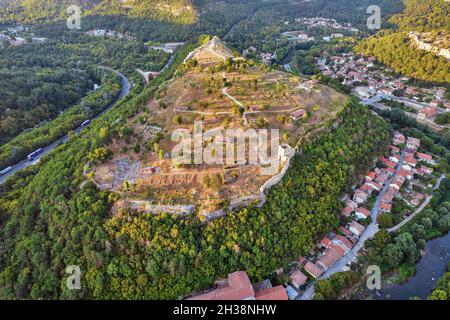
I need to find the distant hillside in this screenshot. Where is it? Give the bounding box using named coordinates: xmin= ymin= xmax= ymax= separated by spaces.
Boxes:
xmin=0 ymin=0 xmax=197 ymax=24
xmin=356 ymin=0 xmax=450 ymax=83
xmin=389 ymin=0 xmax=450 ymax=32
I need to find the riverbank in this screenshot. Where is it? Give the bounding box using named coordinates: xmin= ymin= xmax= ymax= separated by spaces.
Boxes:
xmin=374 ymin=232 xmax=450 ymax=300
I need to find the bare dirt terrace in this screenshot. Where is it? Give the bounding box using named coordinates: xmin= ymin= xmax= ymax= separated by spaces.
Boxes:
xmin=92 ymin=37 xmax=347 ymax=217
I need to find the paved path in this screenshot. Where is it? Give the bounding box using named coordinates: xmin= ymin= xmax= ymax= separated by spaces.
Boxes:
xmin=388 ymin=174 xmax=445 ymax=232
xmin=0 ymin=69 xmax=131 ymax=184
xmin=298 ymin=150 xmax=405 ymax=300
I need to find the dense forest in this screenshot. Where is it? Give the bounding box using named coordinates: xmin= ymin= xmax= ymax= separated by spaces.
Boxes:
xmin=0 ymin=32 xmax=169 ymax=167
xmin=389 ymin=0 xmax=450 ymax=32
xmin=0 ymin=68 xmax=92 ymax=144
xmin=0 ymin=44 xmax=391 ymax=299
xmin=356 ymin=31 xmax=450 ymax=83
xmin=0 ymin=67 xmax=121 ymax=169
xmin=0 ymin=0 xmax=197 ymax=25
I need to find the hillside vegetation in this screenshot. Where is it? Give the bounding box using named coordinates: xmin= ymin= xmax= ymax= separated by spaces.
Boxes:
xmin=0 ymin=0 xmax=197 ymax=24
xmin=0 ymin=37 xmax=391 ymax=298
xmin=356 ymin=0 xmax=450 ymax=83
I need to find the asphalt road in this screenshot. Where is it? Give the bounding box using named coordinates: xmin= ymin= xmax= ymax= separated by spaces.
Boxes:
xmin=0 ymin=69 xmax=130 ymax=185
xmin=298 ymin=150 xmax=406 ymax=300
xmin=388 ymin=174 xmax=445 ymax=232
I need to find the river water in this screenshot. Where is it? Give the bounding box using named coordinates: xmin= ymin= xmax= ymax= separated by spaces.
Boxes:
xmin=375 ymin=232 xmax=450 ymax=300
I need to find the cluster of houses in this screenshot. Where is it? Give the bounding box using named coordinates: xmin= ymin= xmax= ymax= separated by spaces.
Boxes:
xmin=0 ymin=33 xmax=46 ymax=47
xmin=317 ymin=53 xmax=450 ymax=113
xmin=85 ymin=29 xmax=135 ymax=41
xmin=294 ymin=17 xmax=359 ymax=33
xmin=185 ymin=132 xmax=437 ymax=301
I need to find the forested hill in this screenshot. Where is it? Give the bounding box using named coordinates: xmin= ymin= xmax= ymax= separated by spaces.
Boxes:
xmin=356 ymin=0 xmax=450 ymax=83
xmin=389 ymin=0 xmax=450 ymax=32
xmin=0 ymin=37 xmax=391 ymax=299
xmin=0 ymin=0 xmax=197 ymax=24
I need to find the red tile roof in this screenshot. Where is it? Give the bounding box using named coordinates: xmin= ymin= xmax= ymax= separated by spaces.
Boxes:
xmin=386 ymin=168 xmax=396 ymax=175
xmin=416 ymin=152 xmax=432 ymax=161
xmin=320 ymin=237 xmax=332 ymax=248
xmin=188 ymin=271 xmax=255 ymax=300
xmin=304 ymin=261 xmax=323 ymax=278
xmin=380 ymin=202 xmax=392 ymax=212
xmin=356 ymin=207 xmax=371 ymax=218
xmin=366 ymin=172 xmax=377 ymax=180
xmin=339 ymin=226 xmax=353 ymax=238
xmin=341 ymin=206 xmax=353 ymax=217
xmin=255 ymin=285 xmax=288 ymax=300
xmin=360 ymin=184 xmax=372 ymax=193
xmin=334 ymin=235 xmax=353 ymax=251
xmin=290 ymin=270 xmax=308 ymax=288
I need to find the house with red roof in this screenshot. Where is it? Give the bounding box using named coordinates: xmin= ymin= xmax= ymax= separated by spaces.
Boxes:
xmin=406 ymin=137 xmax=420 ymax=151
xmin=320 ymin=236 xmax=332 ymax=248
xmin=188 ymin=271 xmax=256 ymax=300
xmin=393 ymin=132 xmax=405 ymax=146
xmin=398 ymin=168 xmax=413 ymax=180
xmin=420 ymin=166 xmax=433 ymax=175
xmin=366 ymin=171 xmax=377 ymax=181
xmin=379 ymin=202 xmax=392 ymax=213
xmin=254 ymin=286 xmax=289 ymax=300
xmin=385 ymin=167 xmax=396 ymax=175
xmin=416 ymin=152 xmax=434 ymax=164
xmin=339 ymin=226 xmax=353 ymax=239
xmin=367 ymin=180 xmax=382 ymax=191
xmin=353 ymin=190 xmax=368 ymax=204
xmin=389 ymin=154 xmax=400 ymax=163
xmin=390 ymin=145 xmax=400 ymax=154
xmin=360 ymin=183 xmax=373 ymax=194
xmin=418 ymin=107 xmax=438 ymax=120
xmin=346 ymin=199 xmax=358 ymax=209
xmin=317 ymin=247 xmax=342 ymax=270
xmin=375 ymin=173 xmax=389 ymax=185
xmin=290 ymin=109 xmax=307 ymax=121
xmin=333 ymin=235 xmax=353 ymax=252
xmin=390 ymin=178 xmax=404 ymax=191
xmin=355 ymin=207 xmax=371 ymax=220
xmin=304 ymin=261 xmax=324 ymax=279
xmin=349 ymin=221 xmax=365 ymax=237
xmin=289 ymin=270 xmax=308 ymax=289
xmin=340 ymin=206 xmax=354 ymax=217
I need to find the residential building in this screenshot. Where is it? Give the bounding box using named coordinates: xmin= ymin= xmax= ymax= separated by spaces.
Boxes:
xmin=188 ymin=271 xmax=255 ymax=300
xmin=379 ymin=202 xmax=392 ymax=213
xmin=290 ymin=270 xmax=308 ymax=289
xmin=353 ymin=190 xmax=368 ymax=204
xmin=304 ymin=261 xmax=324 ymax=279
xmin=355 ymin=207 xmax=371 ymax=220
xmin=416 ymin=152 xmax=434 ymax=164
xmin=254 ymin=286 xmax=289 ymax=300
xmin=349 ymin=221 xmax=365 ymax=237
xmin=406 ymin=137 xmax=420 ymax=150
xmin=341 ymin=206 xmax=354 ymax=217
xmin=290 ymin=109 xmax=307 ymax=121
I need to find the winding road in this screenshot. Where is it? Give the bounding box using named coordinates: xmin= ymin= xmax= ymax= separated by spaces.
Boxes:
xmin=0 ymin=69 xmax=131 ymax=185
xmin=388 ymin=174 xmax=445 ymax=233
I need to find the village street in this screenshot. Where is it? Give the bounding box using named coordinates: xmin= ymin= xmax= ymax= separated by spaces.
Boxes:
xmin=298 ymin=149 xmax=406 ymax=300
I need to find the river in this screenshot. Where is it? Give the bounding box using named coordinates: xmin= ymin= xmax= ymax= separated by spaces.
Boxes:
xmin=375 ymin=232 xmax=450 ymax=300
